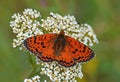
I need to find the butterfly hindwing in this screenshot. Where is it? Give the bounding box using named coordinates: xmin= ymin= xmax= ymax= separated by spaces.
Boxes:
xmin=37 ymin=44 xmax=56 ymax=62
xmin=66 ymin=36 xmax=95 ymax=63
xmin=55 ymin=45 xmax=75 ymax=67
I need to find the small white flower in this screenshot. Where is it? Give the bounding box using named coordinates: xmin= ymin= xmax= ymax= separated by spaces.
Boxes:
xmin=44 ymin=80 xmax=47 ymax=82
xmin=24 ymin=79 xmax=32 ymax=82
xmin=24 ymin=75 xmax=41 ymax=82
xmin=32 ymin=75 xmax=40 ymax=82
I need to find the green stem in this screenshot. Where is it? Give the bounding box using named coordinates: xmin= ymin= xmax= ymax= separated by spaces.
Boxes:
xmin=26 ymin=53 xmax=41 ymax=77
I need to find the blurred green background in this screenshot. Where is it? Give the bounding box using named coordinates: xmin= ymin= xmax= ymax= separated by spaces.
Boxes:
xmin=0 ymin=0 xmax=120 ymax=82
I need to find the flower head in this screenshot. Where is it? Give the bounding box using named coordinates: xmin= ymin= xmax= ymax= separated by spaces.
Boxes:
xmin=10 ymin=8 xmax=42 ymax=50
xmin=38 ymin=60 xmax=83 ymax=82
xmin=10 ymin=8 xmax=98 ymax=82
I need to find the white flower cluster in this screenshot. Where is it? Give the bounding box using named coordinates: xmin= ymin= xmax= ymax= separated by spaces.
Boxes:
xmin=38 ymin=60 xmax=83 ymax=82
xmin=78 ymin=24 xmax=99 ymax=46
xmin=40 ymin=12 xmax=98 ymax=46
xmin=41 ymin=12 xmax=79 ymax=33
xmin=24 ymin=75 xmax=46 ymax=82
xmin=10 ymin=8 xmax=43 ymax=50
xmin=10 ymin=8 xmax=99 ymax=82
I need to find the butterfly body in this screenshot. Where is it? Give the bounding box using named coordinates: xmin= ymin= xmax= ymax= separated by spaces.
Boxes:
xmin=53 ymin=30 xmax=66 ymax=56
xmin=24 ymin=30 xmax=94 ymax=67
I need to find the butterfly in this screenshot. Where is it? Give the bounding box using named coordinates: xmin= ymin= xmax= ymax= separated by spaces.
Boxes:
xmin=24 ymin=30 xmax=94 ymax=67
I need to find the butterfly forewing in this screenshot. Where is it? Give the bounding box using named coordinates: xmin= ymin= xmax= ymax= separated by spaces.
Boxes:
xmin=66 ymin=36 xmax=95 ymax=63
xmin=24 ymin=34 xmax=57 ymax=61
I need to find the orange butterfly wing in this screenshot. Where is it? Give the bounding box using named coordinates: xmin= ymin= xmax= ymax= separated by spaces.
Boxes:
xmin=55 ymin=45 xmax=75 ymax=67
xmin=24 ymin=34 xmax=57 ymax=62
xmin=54 ymin=36 xmax=94 ymax=67
xmin=66 ymin=36 xmax=95 ymax=63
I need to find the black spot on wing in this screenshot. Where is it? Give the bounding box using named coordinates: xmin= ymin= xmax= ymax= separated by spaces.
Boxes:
xmin=72 ymin=51 xmax=76 ymax=54
xmin=34 ymin=36 xmax=37 ymax=44
xmin=82 ymin=46 xmax=86 ymax=53
xmin=75 ymin=49 xmax=78 ymax=51
xmin=72 ymin=48 xmax=79 ymax=54
xmin=42 ymin=45 xmax=46 ymax=48
xmin=41 ymin=42 xmax=44 ymax=45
